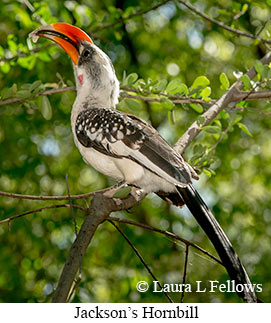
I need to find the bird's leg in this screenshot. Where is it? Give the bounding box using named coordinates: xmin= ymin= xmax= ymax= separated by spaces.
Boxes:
xmin=103 ymin=180 xmax=127 ymax=198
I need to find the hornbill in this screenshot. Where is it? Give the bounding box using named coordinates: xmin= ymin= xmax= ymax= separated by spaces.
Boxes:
xmin=29 ymin=23 xmax=257 ymax=302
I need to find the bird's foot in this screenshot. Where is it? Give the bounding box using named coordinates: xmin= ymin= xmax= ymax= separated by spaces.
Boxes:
xmin=130 ymin=186 xmax=145 ymax=203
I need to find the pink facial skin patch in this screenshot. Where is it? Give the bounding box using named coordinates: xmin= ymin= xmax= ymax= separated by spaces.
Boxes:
xmin=78 ymin=74 xmax=83 ymax=85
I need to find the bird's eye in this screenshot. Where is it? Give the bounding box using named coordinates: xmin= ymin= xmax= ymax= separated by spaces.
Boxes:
xmin=83 ymin=49 xmax=91 ymax=58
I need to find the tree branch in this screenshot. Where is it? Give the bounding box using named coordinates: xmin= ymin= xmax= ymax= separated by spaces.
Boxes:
xmin=0 ymin=184 xmax=122 ymax=201
xmin=121 ymin=92 xmax=214 ymax=105
xmin=178 ymin=0 xmax=271 ymax=45
xmin=0 ymin=86 xmax=76 ymax=107
xmin=108 ymin=216 xmax=222 ymax=265
xmin=0 ymin=203 xmax=85 ymax=224
xmin=174 ymin=51 xmax=271 ymax=154
xmin=52 ymin=189 xmax=145 ymax=302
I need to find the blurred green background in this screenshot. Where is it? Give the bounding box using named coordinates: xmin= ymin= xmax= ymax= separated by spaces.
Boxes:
xmin=0 ymin=0 xmax=270 ymax=302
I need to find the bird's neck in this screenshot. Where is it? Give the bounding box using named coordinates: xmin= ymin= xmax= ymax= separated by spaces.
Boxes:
xmin=71 ymin=77 xmax=120 ymax=128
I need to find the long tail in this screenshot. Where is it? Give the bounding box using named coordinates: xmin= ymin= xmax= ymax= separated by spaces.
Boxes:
xmin=174 ymin=184 xmax=257 ymax=303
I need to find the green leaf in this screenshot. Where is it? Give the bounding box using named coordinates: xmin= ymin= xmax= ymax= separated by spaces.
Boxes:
xmin=0 ymin=62 xmax=10 ymax=74
xmin=190 ymin=103 xmax=203 ymax=113
xmin=126 ymin=73 xmax=138 ymax=86
xmin=0 ymin=45 xmax=4 ymax=57
xmin=113 ymin=186 xmax=131 ymax=198
xmin=161 ymin=98 xmax=175 ymax=110
xmin=241 ymin=4 xmax=248 ymax=12
xmin=16 ymin=90 xmax=31 ymax=99
xmin=153 ymin=79 xmax=168 ymax=92
xmin=219 ymin=110 xmax=230 ymax=120
xmin=61 ymin=93 xmax=71 ymax=106
xmin=41 ymin=96 xmax=52 ymax=120
xmin=203 ymin=168 xmax=216 ymax=177
xmin=193 ymin=144 xmax=205 ymax=154
xmin=255 ymin=60 xmax=264 ymax=76
xmin=37 ymin=51 xmax=51 ymax=62
xmin=191 ymin=76 xmax=210 ymax=90
xmin=203 ymin=125 xmax=221 ymax=134
xmin=2 ymin=84 xmax=17 ymax=99
xmin=232 ymin=114 xmax=242 ymax=124
xmin=168 ymin=110 xmax=175 ymax=125
xmin=17 ymin=56 xmax=37 ymax=70
xmin=200 ymin=86 xmax=211 ymax=99
xmin=166 ymin=79 xmax=188 ymax=95
xmin=237 ymin=122 xmax=252 ymax=137
xmin=125 ymin=98 xmax=141 ymax=110
xmin=203 ymin=168 xmax=212 ymax=177
xmin=30 ymin=80 xmax=42 ymax=93
xmin=219 ymin=72 xmax=230 ymax=90
xmin=240 ymin=75 xmax=251 ymax=89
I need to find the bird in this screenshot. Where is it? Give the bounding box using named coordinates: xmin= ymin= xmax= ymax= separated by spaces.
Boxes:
xmin=29 ymin=23 xmax=257 ymax=303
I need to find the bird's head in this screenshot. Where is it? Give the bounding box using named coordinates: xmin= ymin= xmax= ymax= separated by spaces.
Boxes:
xmin=29 ymin=23 xmax=119 ymax=108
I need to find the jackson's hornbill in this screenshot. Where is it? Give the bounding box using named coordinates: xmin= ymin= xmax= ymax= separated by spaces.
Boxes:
xmin=29 ymin=23 xmax=257 ymax=302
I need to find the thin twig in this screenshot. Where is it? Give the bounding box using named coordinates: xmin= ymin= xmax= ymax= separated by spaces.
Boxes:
xmin=21 ymin=0 xmax=47 ymax=26
xmin=0 ymin=204 xmax=85 ymax=224
xmin=121 ymin=92 xmax=213 ymax=105
xmin=208 ymin=124 xmax=232 ymax=155
xmin=178 ymin=0 xmax=271 ymax=45
xmin=66 ymin=174 xmax=78 ymax=236
xmin=0 ymin=86 xmax=75 ymax=107
xmin=0 ymin=184 xmax=120 ymax=201
xmin=91 ymin=0 xmax=171 ymax=33
xmin=108 ymin=220 xmax=174 ymax=303
xmin=181 ymin=245 xmax=189 ymax=303
xmin=108 ymin=216 xmax=222 ymax=265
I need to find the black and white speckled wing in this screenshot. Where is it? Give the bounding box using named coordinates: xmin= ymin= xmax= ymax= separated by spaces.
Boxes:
xmin=75 ymin=108 xmax=192 ymax=186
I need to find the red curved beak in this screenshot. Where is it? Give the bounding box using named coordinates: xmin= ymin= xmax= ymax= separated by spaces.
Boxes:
xmin=29 ymin=22 xmax=93 ymax=65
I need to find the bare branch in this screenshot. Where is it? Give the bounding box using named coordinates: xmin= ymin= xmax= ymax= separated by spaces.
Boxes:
xmin=109 ymin=220 xmax=173 ymax=303
xmin=108 ymin=216 xmax=222 ymax=265
xmin=178 ymin=0 xmax=271 ymax=45
xmin=0 ymin=204 xmax=85 ymax=225
xmin=174 ymin=51 xmax=271 ymax=154
xmin=234 ymin=89 xmax=271 ymax=102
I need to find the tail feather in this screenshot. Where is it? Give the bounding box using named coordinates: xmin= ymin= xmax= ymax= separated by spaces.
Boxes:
xmin=176 ymin=184 xmax=257 ymax=303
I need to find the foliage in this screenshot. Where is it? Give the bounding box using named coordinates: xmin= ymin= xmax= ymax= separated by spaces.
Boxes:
xmin=0 ymin=0 xmax=271 ymax=303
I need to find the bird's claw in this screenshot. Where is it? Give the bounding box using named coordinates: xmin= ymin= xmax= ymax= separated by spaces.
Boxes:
xmin=130 ymin=187 xmax=145 ymax=203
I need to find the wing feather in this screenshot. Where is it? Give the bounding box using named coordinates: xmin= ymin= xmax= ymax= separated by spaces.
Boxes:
xmin=75 ymin=108 xmax=192 ymax=185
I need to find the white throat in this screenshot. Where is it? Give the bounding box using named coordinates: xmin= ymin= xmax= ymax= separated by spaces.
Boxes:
xmin=73 ymin=63 xmax=119 ymax=110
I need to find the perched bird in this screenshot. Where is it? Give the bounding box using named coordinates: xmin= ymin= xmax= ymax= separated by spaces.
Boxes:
xmin=30 ymin=23 xmax=257 ymax=302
